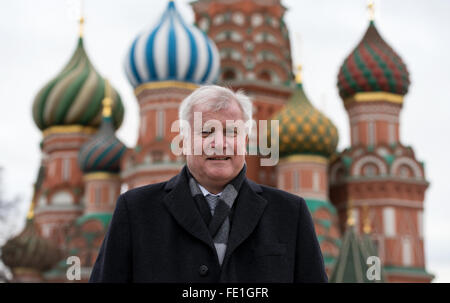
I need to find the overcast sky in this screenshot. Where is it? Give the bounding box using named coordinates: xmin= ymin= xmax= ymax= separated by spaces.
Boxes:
xmin=0 ymin=0 xmax=449 ymax=282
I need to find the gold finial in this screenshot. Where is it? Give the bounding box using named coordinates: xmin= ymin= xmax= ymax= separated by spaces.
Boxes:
xmin=79 ymin=16 xmax=84 ymax=37
xmin=78 ymin=0 xmax=85 ymax=37
xmin=295 ymin=64 xmax=303 ymax=84
xmin=26 ymin=200 xmax=35 ymax=220
xmin=368 ymin=0 xmax=375 ymax=21
xmin=102 ymin=79 xmax=113 ymax=117
xmin=347 ymin=199 xmax=355 ymax=227
xmin=363 ymin=203 xmax=371 ymax=234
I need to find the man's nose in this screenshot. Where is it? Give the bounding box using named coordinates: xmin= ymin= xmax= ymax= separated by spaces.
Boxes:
xmin=210 ymin=133 xmax=226 ymax=149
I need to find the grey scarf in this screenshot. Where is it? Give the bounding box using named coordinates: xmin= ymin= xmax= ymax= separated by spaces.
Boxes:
xmin=187 ymin=164 xmax=246 ymax=265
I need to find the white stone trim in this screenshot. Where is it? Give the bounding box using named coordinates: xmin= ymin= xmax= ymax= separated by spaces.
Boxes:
xmin=368 ymin=121 xmax=376 ymax=146
xmin=47 ymin=151 xmax=80 ymax=159
xmin=330 ymin=162 xmax=345 ymax=184
xmin=51 ymin=190 xmax=74 ymax=206
xmin=352 ymin=155 xmax=388 ymax=176
xmin=348 ymin=103 xmax=401 ymax=116
xmin=34 ymin=204 xmax=84 ymax=215
xmin=345 ymin=199 xmax=423 ymax=209
xmin=402 ymin=236 xmax=413 ymax=266
xmin=292 ymin=190 xmax=327 ymax=201
xmin=349 ymin=113 xmax=399 ymax=124
xmin=62 ymin=157 xmax=71 ymax=181
xmin=156 ymin=110 xmax=165 ymax=138
xmin=141 ymin=102 xmax=180 ymax=112
xmin=417 ymin=210 xmax=424 ymax=238
xmin=313 ymin=171 xmax=320 ymax=192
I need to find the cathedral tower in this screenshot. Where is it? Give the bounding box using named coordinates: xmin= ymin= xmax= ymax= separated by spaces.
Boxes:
xmin=271 ymin=66 xmax=341 ymax=275
xmin=31 ymin=19 xmax=124 ymax=246
xmin=191 ymin=0 xmax=294 ymax=185
xmin=329 ymin=6 xmax=433 ymax=282
xmin=122 ymin=1 xmax=221 ymax=189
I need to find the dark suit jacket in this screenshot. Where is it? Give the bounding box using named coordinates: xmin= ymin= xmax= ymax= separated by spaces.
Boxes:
xmin=89 ymin=166 xmax=328 ymax=283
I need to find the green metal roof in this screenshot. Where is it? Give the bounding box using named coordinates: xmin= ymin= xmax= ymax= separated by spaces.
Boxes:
xmin=329 ymin=226 xmax=385 ymax=283
xmin=305 ymin=198 xmax=337 ymax=215
xmin=75 ymin=212 xmax=112 ymax=229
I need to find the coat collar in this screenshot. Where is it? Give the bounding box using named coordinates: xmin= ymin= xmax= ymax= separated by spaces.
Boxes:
xmin=163 ymin=165 xmax=267 ymax=262
xmin=163 ymin=166 xmax=215 ymax=251
xmin=222 ymin=177 xmax=267 ymax=265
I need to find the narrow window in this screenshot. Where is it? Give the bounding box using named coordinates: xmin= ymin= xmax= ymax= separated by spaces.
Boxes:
xmin=383 ymin=207 xmax=396 ymax=237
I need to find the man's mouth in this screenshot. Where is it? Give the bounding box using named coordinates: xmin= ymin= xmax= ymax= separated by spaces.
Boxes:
xmin=206 ymin=156 xmax=231 ymax=160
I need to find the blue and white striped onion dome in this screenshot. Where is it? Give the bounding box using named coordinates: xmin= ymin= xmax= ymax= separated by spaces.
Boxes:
xmin=124 ymin=1 xmax=220 ymax=87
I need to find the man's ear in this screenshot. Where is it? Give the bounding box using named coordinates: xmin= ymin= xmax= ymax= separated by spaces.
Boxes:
xmin=181 ymin=135 xmax=187 ymax=156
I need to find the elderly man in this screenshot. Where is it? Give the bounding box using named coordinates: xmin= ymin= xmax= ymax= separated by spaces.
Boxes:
xmin=89 ymin=85 xmax=327 ymax=283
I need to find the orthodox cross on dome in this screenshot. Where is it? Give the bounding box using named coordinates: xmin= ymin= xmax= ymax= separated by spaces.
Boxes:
xmin=363 ymin=203 xmax=372 ymax=234
xmin=295 ymin=64 xmax=303 ymax=84
xmin=347 ymin=199 xmax=355 ymax=227
xmin=367 ymin=0 xmax=375 ymax=21
xmin=294 ymin=32 xmax=304 ymax=82
xmin=26 ymin=200 xmax=35 ymax=220
xmin=102 ymin=79 xmax=113 ymax=118
xmin=78 ymin=0 xmax=85 ymax=37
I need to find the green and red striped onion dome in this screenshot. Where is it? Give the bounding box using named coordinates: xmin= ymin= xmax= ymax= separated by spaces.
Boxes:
xmin=32 ymin=38 xmax=124 ymax=131
xmin=78 ymin=115 xmax=127 ymax=173
xmin=337 ymin=21 xmax=410 ymax=99
xmin=2 ymin=219 xmax=62 ymax=273
xmin=270 ymin=83 xmax=339 ymax=158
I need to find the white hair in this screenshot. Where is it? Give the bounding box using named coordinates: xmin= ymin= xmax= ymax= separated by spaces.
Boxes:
xmin=178 ymin=85 xmax=253 ymax=137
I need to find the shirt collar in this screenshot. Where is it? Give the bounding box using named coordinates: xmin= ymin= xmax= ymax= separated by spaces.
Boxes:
xmin=186 ymin=163 xmax=247 ymax=197
xmin=197 ymin=183 xmax=222 ymax=197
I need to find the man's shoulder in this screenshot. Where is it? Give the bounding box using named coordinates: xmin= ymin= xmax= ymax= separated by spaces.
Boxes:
xmin=247 ymin=179 xmax=306 ymax=211
xmin=120 ymin=180 xmax=169 ymax=204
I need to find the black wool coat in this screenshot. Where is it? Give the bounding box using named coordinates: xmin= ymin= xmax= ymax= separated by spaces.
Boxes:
xmin=89 ymin=166 xmax=328 ymax=283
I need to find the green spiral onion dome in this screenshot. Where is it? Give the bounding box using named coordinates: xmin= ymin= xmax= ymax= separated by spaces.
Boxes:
xmin=32 ymin=38 xmax=124 ymax=131
xmin=78 ymin=115 xmax=127 ymax=173
xmin=337 ymin=21 xmax=410 ymax=99
xmin=2 ymin=219 xmax=62 ymax=273
xmin=271 ymin=81 xmax=339 ymax=158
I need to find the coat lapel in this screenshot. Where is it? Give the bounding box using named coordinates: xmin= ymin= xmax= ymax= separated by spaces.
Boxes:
xmin=223 ymin=179 xmax=268 ymax=264
xmin=163 ymin=167 xmax=216 ymax=252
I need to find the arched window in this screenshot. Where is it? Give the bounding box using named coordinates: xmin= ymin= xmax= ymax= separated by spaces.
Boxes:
xmin=232 ymin=12 xmax=245 ymax=25
xmin=251 ymin=13 xmax=263 ymax=27
xmin=51 ymin=191 xmax=73 ymax=206
xmin=363 ymin=163 xmax=377 ymax=177
xmin=258 ymin=70 xmax=271 ymax=82
xmin=223 ymin=69 xmax=236 ymax=81
xmin=198 ymin=17 xmax=210 ymax=32
xmin=213 ymin=14 xmax=224 ymax=26
xmin=399 ymin=165 xmax=412 ymax=178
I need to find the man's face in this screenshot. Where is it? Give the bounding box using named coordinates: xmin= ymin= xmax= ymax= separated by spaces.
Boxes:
xmin=185 ymin=99 xmax=247 ymax=187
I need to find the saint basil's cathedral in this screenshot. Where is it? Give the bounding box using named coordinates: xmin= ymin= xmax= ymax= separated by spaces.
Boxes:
xmin=1 ymin=0 xmax=433 ymax=283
